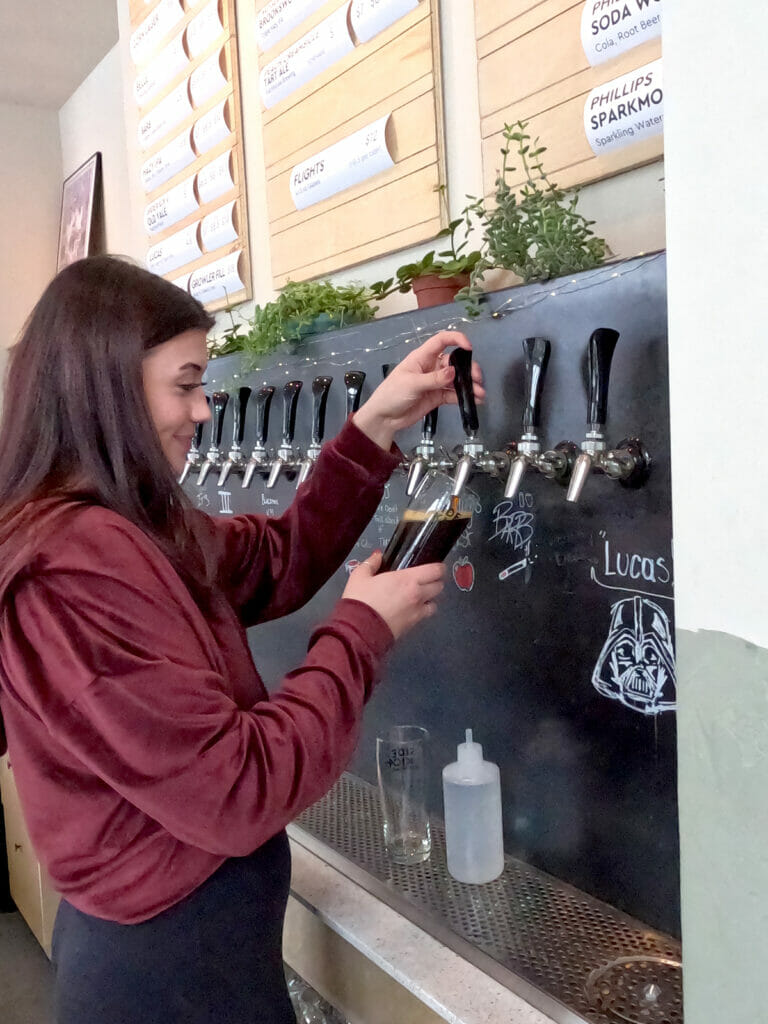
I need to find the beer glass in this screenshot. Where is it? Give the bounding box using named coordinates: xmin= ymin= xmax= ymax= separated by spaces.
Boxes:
xmin=379 ymin=471 xmax=472 ymax=572
xmin=376 ymin=725 xmax=431 ymax=864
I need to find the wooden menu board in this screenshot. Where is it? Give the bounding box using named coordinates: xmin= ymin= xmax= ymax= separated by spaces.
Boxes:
xmin=128 ymin=0 xmax=252 ymax=311
xmin=257 ymin=0 xmax=446 ymax=288
xmin=475 ymin=0 xmax=663 ymax=197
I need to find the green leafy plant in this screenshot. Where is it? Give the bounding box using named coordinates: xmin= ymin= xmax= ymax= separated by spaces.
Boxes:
xmin=370 ymin=186 xmax=483 ymax=301
xmin=458 ymin=121 xmax=608 ymax=311
xmin=208 ymin=279 xmax=379 ymax=362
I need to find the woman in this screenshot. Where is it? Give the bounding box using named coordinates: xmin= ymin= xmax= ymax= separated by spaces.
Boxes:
xmin=0 ymin=256 xmax=483 ymax=1023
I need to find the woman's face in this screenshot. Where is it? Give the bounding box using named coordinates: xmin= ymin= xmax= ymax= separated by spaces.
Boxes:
xmin=142 ymin=329 xmax=211 ymax=474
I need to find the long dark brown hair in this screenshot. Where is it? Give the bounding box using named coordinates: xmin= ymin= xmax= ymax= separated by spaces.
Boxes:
xmin=0 ymin=255 xmax=215 ymax=606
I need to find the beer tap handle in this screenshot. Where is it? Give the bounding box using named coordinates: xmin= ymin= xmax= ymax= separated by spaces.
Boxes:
xmin=197 ymin=391 xmax=228 ymax=485
xmin=449 ymin=349 xmax=479 ymax=437
xmin=423 ymin=406 xmax=439 ymax=441
xmin=233 ymin=386 xmax=251 ymax=447
xmin=254 ymin=385 xmax=275 ymax=448
xmin=311 ymin=376 xmax=332 ymax=446
xmin=281 ymin=379 xmax=303 ymax=445
xmin=381 ymin=364 xmax=393 ymax=379
xmin=587 ymin=327 xmax=619 ymax=429
xmin=521 ymin=337 xmax=551 ymax=435
xmin=193 ymin=419 xmax=205 ymax=450
xmin=211 ymin=391 xmax=229 ymax=448
xmin=344 ymin=371 xmax=366 ymax=418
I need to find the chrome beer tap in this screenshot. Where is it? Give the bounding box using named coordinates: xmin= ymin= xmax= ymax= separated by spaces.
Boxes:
xmin=218 ymin=386 xmax=252 ymax=487
xmin=242 ymin=385 xmax=275 ymax=489
xmin=502 ymin=337 xmax=578 ymax=497
xmin=197 ymin=391 xmax=229 ymax=486
xmin=504 ymin=338 xmax=550 ymax=499
xmin=296 ymin=376 xmax=332 ymax=487
xmin=565 ymin=327 xmax=651 ymax=503
xmin=449 ymin=348 xmax=507 ymax=497
xmin=406 ymin=407 xmax=439 ymax=496
xmin=266 ymin=380 xmax=303 ymax=489
xmin=179 ymin=397 xmax=210 ymax=485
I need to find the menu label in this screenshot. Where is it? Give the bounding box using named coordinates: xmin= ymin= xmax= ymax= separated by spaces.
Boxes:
xmin=581 ymin=0 xmax=662 ymax=66
xmin=349 ymin=0 xmax=419 ymax=45
xmin=584 ymin=58 xmax=663 ymax=154
xmin=290 ymin=114 xmax=394 ymax=210
xmin=257 ymin=0 xmax=326 ymax=52
xmin=190 ymin=250 xmax=245 ymax=303
xmin=260 ymin=5 xmax=354 ymax=109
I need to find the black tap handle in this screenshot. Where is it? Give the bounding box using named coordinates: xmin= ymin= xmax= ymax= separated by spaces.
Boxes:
xmin=587 ymin=328 xmax=620 ymax=426
xmin=254 ymin=386 xmax=275 ymax=447
xmin=423 ymin=407 xmax=439 ymax=441
xmin=211 ymin=391 xmax=229 ymax=447
xmin=381 ymin=363 xmax=393 ymax=379
xmin=311 ymin=376 xmax=332 ymax=445
xmin=449 ymin=348 xmax=479 ymax=435
xmin=282 ymin=380 xmax=303 ymax=444
xmin=194 ymin=395 xmax=210 ymax=448
xmin=344 ymin=371 xmax=366 ymax=417
xmin=521 ymin=337 xmax=551 ymax=434
xmin=233 ymin=386 xmax=252 ymax=446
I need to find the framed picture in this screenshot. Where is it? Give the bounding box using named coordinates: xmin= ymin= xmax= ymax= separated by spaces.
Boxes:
xmin=56 ymin=152 xmax=102 ymax=271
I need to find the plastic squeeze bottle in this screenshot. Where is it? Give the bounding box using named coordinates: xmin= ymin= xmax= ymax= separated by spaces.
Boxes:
xmin=442 ymin=729 xmax=504 ymax=884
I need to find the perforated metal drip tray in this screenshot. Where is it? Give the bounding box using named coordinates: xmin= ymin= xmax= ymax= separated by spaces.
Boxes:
xmin=291 ymin=774 xmax=682 ymax=1024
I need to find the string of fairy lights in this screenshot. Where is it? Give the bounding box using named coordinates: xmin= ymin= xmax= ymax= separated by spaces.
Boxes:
xmin=204 ymin=252 xmax=663 ymax=390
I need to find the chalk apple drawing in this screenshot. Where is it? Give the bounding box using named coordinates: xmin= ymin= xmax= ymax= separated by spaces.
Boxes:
xmin=452 ymin=557 xmax=475 ymax=592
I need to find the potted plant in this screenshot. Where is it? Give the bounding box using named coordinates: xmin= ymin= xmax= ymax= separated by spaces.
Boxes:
xmin=371 ymin=187 xmax=483 ymax=309
xmin=458 ymin=121 xmax=609 ymax=312
xmin=208 ymin=279 xmax=379 ymax=363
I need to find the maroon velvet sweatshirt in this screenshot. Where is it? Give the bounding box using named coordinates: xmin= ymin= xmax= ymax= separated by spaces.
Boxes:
xmin=0 ymin=419 xmax=398 ymax=924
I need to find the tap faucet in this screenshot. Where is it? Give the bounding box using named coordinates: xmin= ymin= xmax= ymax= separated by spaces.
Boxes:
xmin=449 ymin=348 xmax=486 ymax=497
xmin=565 ymin=328 xmax=651 ymax=502
xmin=179 ymin=398 xmax=210 ymax=485
xmin=218 ymin=386 xmax=252 ymax=487
xmin=242 ymin=385 xmax=275 ymax=489
xmin=197 ymin=391 xmax=229 ymax=486
xmin=296 ymin=376 xmax=332 ymax=487
xmin=504 ymin=337 xmax=551 ymax=499
xmin=406 ymin=407 xmax=439 ymax=496
xmin=266 ymin=380 xmax=303 ymax=489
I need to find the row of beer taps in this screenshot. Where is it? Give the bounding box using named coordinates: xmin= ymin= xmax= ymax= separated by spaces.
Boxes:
xmin=180 ymin=328 xmax=651 ymax=503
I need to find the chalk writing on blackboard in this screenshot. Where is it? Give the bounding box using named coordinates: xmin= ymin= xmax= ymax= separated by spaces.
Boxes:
xmin=591 ymin=531 xmax=673 ymax=601
xmin=218 ymin=491 xmax=233 ymax=515
xmin=592 ymin=596 xmax=676 ymax=715
xmin=455 ymin=490 xmax=482 ymax=550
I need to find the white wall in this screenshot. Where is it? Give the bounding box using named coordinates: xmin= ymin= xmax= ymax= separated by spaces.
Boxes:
xmin=59 ymin=45 xmax=135 ymax=259
xmin=665 ymin=4 xmax=768 ymax=1021
xmin=0 ymin=102 xmax=62 ymax=350
xmin=665 ymin=4 xmax=768 ymax=649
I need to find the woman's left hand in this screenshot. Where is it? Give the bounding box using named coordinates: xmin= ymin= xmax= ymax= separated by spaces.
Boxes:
xmin=353 ymin=331 xmax=485 ymax=450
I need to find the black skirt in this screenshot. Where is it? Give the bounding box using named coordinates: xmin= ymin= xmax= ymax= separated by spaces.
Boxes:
xmin=51 ymin=831 xmax=295 ymax=1024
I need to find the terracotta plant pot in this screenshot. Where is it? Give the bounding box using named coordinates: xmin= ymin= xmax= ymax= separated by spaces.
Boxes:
xmin=411 ymin=273 xmax=470 ymax=309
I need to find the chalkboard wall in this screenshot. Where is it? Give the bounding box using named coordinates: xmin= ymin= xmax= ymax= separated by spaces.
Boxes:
xmin=192 ymin=252 xmax=679 ymax=937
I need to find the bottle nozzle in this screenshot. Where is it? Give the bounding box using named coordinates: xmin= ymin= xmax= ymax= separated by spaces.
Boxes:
xmin=458 ymin=728 xmax=483 ymax=767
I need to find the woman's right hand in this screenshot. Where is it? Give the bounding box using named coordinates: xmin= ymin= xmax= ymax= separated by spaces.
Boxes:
xmin=342 ymin=552 xmax=445 ymax=639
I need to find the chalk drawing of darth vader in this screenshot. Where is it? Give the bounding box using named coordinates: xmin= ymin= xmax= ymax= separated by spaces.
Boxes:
xmin=592 ymin=596 xmax=676 ymax=715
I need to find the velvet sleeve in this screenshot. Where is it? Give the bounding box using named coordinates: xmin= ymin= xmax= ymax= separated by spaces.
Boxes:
xmin=4 ymin=524 xmax=394 ymax=858
xmin=210 ymin=417 xmax=400 ymax=626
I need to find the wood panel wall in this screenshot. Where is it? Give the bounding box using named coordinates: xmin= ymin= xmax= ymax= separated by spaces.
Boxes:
xmin=475 ymin=0 xmax=663 ymax=196
xmin=258 ymin=0 xmax=447 ymax=288
xmin=128 ymin=0 xmax=252 ymax=311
